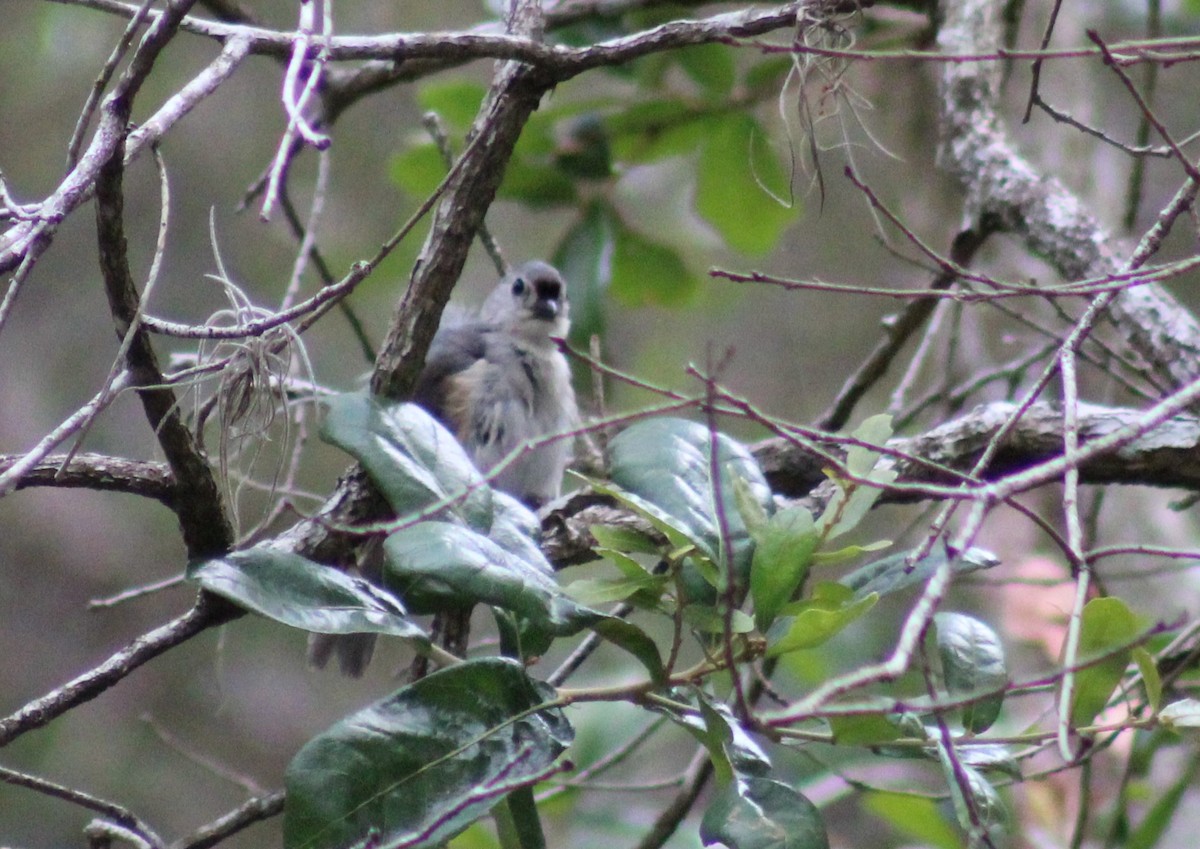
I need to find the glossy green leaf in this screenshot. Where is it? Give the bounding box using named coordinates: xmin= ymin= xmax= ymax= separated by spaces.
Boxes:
xmin=933 ymin=612 xmax=1008 ymax=733
xmin=957 ymin=744 xmax=1021 ymax=780
xmin=188 ymin=547 xmax=423 ymax=645
xmin=608 ymin=417 xmax=773 ymax=588
xmin=417 ymin=79 xmax=487 ymax=131
xmin=700 ymin=777 xmax=829 ymax=849
xmin=283 ymin=658 xmax=571 ymax=849
xmin=321 ymin=393 xmax=493 ymax=530
xmin=695 ymin=114 xmax=794 ymax=256
xmin=676 ymin=43 xmax=736 ymax=97
xmin=652 ymin=691 xmax=770 ymax=787
xmin=554 ymin=201 xmax=615 ymax=342
xmin=864 ymin=792 xmax=960 ymax=849
xmin=839 ymin=544 xmax=1001 ymax=601
xmin=384 ymin=522 xmax=664 ymax=679
xmin=751 ymin=505 xmax=819 ymax=632
xmin=938 ymin=757 xmax=1008 ymax=845
xmin=1071 ymin=596 xmax=1139 ymax=727
xmin=610 ymin=224 xmax=697 ymax=306
xmin=768 ymin=582 xmax=877 ymax=656
xmin=1158 ymin=698 xmax=1200 ymax=733
xmin=390 ymin=143 xmax=449 ymax=198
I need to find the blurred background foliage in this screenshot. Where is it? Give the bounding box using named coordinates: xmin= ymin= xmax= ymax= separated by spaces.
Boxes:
xmin=5 ymin=0 xmax=1200 ymax=847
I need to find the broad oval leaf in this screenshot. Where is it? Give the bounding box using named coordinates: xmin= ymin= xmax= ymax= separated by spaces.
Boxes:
xmin=768 ymin=582 xmax=877 ymax=656
xmin=320 ymin=393 xmax=493 ymax=530
xmin=188 ymin=546 xmax=426 ymax=644
xmin=933 ymin=612 xmax=1008 ymax=733
xmin=695 ymin=114 xmax=795 ymax=256
xmin=283 ymin=658 xmax=572 ymax=849
xmin=608 ymin=417 xmax=773 ymax=590
xmin=751 ymin=505 xmax=818 ymax=632
xmin=384 ymin=522 xmax=664 ymax=679
xmin=840 ymin=544 xmax=1001 ymax=601
xmin=1071 ymin=596 xmax=1139 ymax=727
xmin=610 ymin=224 xmax=697 ymax=306
xmin=700 ymin=777 xmax=829 ymax=849
xmin=864 ymin=792 xmax=961 ymax=849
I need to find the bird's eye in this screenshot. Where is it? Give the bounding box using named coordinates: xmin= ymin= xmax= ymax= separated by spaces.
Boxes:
xmin=511 ymin=277 xmax=526 ymax=296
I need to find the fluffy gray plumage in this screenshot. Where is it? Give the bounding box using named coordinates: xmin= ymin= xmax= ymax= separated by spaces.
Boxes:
xmin=413 ymin=260 xmax=578 ymax=507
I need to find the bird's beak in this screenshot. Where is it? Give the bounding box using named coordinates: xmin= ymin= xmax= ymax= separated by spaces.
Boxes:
xmin=531 ymin=297 xmax=560 ymax=321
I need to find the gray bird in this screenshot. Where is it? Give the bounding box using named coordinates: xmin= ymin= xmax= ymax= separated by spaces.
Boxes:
xmin=309 ymin=261 xmax=577 ymax=676
xmin=413 ymin=259 xmax=578 ymax=507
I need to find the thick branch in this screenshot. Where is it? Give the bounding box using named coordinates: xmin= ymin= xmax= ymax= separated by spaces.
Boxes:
xmin=937 ymin=0 xmax=1200 ymax=390
xmin=546 ymin=400 xmax=1200 ymax=565
xmin=0 ymin=453 xmax=174 ymax=507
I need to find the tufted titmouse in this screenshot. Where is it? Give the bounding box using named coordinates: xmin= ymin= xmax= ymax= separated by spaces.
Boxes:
xmin=413 ymin=260 xmax=578 ymax=507
xmin=309 ymin=261 xmax=578 ymax=675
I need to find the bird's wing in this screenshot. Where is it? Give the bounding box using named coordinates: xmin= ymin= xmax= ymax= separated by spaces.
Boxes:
xmin=411 ymin=322 xmax=491 ymax=421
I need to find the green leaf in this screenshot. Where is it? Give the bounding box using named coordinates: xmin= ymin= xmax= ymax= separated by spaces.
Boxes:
xmin=1126 ymin=746 xmax=1200 ymax=849
xmin=554 ymin=113 xmax=613 ymax=179
xmin=283 ymin=658 xmax=571 ymax=849
xmin=695 ymin=114 xmax=794 ymax=256
xmin=700 ymin=777 xmax=829 ymax=849
xmin=564 ymin=572 xmax=665 ymax=606
xmin=682 ymin=605 xmax=756 ymax=634
xmin=751 ymin=505 xmax=819 ymax=632
xmin=1158 ymin=698 xmax=1200 ymax=734
xmin=768 ymin=582 xmax=877 ymax=656
xmin=933 ymin=612 xmax=1008 ymax=733
xmin=384 ymin=522 xmax=664 ymax=679
xmin=733 ymin=474 xmax=771 ymax=540
xmin=498 ymin=158 xmax=578 ymax=206
xmin=957 ymin=744 xmax=1021 ymax=780
xmin=610 ymin=224 xmax=697 ymax=306
xmin=417 ymin=79 xmax=487 ymax=131
xmin=1134 ymin=646 xmax=1162 ymax=712
xmin=828 ymin=713 xmax=902 ymax=746
xmin=845 ymin=414 xmax=894 ymax=476
xmin=864 ymin=792 xmax=960 ymax=849
xmin=818 ymin=415 xmax=897 ymax=540
xmin=839 ymin=544 xmax=1001 ymax=601
xmin=320 ymin=393 xmax=493 ymax=529
xmin=554 ymin=201 xmax=615 ymax=342
xmin=937 ymin=757 xmax=1008 ymax=844
xmin=589 ymin=524 xmax=661 ymax=555
xmin=652 ymin=691 xmax=770 ymax=787
xmin=188 ymin=546 xmax=426 ymax=644
xmin=390 ymin=143 xmax=448 ymax=198
xmin=606 ymin=99 xmax=709 ymax=163
xmin=608 ymin=417 xmax=773 ymax=588
xmin=810 ymin=539 xmax=890 ymax=566
xmin=1071 ymin=596 xmax=1139 ymax=727
xmin=675 ymin=44 xmax=736 ymax=97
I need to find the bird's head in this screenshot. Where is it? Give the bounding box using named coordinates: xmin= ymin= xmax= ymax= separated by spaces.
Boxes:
xmin=482 ymin=260 xmax=570 ymax=342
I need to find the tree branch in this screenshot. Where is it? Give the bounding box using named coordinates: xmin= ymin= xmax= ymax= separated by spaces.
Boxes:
xmin=937 ymin=0 xmax=1200 ymax=391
